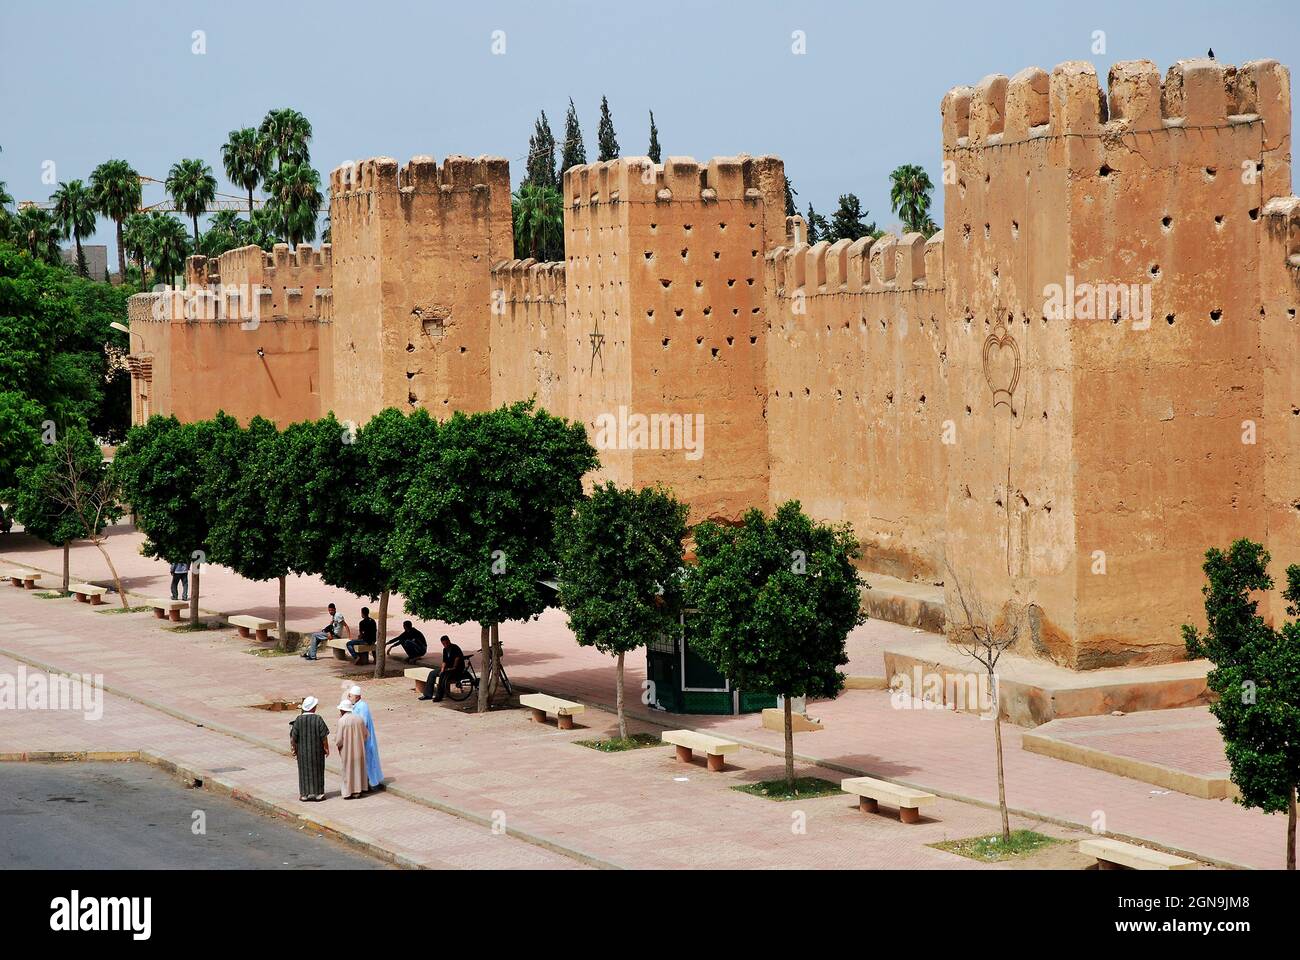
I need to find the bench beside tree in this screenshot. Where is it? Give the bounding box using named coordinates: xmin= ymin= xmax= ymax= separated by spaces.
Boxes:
xmin=685 ymin=501 xmax=864 ymax=788
xmin=557 ymin=482 xmax=688 ymax=739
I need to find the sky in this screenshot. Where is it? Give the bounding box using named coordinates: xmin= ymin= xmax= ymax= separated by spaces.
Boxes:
xmin=2 ymin=0 xmax=1298 ymax=261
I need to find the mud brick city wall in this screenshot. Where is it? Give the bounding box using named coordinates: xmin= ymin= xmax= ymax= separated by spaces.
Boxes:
xmin=124 ymin=56 xmax=1299 ymax=671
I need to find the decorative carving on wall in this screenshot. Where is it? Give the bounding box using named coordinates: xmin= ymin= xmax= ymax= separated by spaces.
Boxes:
xmin=981 ymin=322 xmax=1020 ymax=411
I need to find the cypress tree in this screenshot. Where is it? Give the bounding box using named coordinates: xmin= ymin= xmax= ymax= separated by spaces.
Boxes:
xmin=647 ymin=110 xmax=661 ymax=164
xmin=560 ymin=98 xmax=587 ymax=173
xmin=525 ymin=111 xmax=557 ymax=188
xmin=597 ymin=96 xmax=619 ymax=162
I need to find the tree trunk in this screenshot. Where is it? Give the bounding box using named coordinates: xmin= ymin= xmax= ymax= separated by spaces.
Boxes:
xmin=74 ymin=232 xmax=84 ymax=274
xmin=993 ymin=681 xmax=1011 ymax=842
xmin=115 ymin=219 xmax=126 ymax=280
xmin=61 ymin=543 xmax=69 ymax=592
xmin=92 ymin=538 xmax=128 ymax=610
xmin=491 ymin=622 xmax=504 ymax=691
xmin=1288 ymin=784 xmax=1296 ymax=871
xmin=277 ymin=574 xmax=288 ymax=651
xmin=476 ymin=624 xmax=492 ymax=713
xmin=616 ymin=651 xmax=627 ymax=740
xmin=783 ymin=694 xmax=795 ymax=787
xmin=373 ymin=589 xmax=389 ymax=679
xmin=189 ymin=565 xmax=200 ymax=623
xmin=192 ymin=215 xmax=200 ymax=247
xmin=247 ymin=188 xmax=255 ymax=215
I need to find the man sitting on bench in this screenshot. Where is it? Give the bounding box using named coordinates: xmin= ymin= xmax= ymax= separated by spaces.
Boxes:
xmin=302 ymin=603 xmax=349 ymax=661
xmin=386 ymin=620 xmax=427 ymax=662
xmin=347 ymin=606 xmax=378 ymax=663
xmin=418 ymin=635 xmax=465 ymax=702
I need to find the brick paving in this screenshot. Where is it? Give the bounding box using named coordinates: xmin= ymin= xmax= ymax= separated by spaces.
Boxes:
xmin=1 ymin=526 xmax=1285 ymax=868
xmin=1030 ymin=709 xmax=1231 ymax=777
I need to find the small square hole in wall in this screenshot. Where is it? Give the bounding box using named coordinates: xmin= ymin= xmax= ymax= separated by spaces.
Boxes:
xmin=413 ymin=304 xmax=450 ymax=339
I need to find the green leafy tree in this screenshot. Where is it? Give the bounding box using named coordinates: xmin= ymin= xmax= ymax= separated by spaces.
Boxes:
xmin=23 ymin=424 xmax=126 ymax=606
xmin=114 ymin=415 xmax=213 ymax=621
xmin=388 ymin=401 xmax=599 ymax=712
xmin=13 ymin=207 xmax=62 ymax=264
xmin=89 ymin=160 xmax=142 ymax=280
xmin=0 ymin=177 xmax=13 ymax=241
xmin=52 ymin=180 xmax=98 ymax=275
xmin=198 ymin=210 xmax=247 ymax=258
xmin=784 ymin=176 xmax=797 ymax=218
xmin=512 ymin=183 xmax=564 ymax=262
xmin=828 ymin=193 xmax=876 ymax=243
xmin=201 ymin=414 xmax=293 ymax=646
xmin=265 ymin=161 xmax=322 ymax=247
xmin=560 ymin=98 xmax=586 ymax=173
xmin=685 ymin=501 xmax=864 ymax=786
xmin=647 ymin=111 xmax=661 ymax=164
xmin=145 ymin=213 xmax=190 ymax=286
xmin=258 ymin=108 xmax=313 ymax=170
xmin=557 ymin=483 xmax=687 ymax=738
xmin=222 ymin=127 xmax=271 ymax=214
xmin=166 ymin=159 xmax=217 ymax=244
xmin=597 ymin=95 xmax=619 ymax=162
xmin=804 ymin=204 xmax=829 ymax=244
xmin=1184 ymin=539 xmax=1300 ymax=870
xmin=0 ymin=392 xmax=45 ymax=502
xmin=524 ymin=111 xmax=558 ymax=189
xmin=889 ymin=163 xmax=935 ymax=234
xmin=121 ymin=213 xmax=151 ymax=287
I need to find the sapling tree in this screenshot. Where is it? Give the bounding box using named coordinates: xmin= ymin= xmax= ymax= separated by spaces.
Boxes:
xmin=946 ymin=563 xmax=1020 ymax=843
xmin=12 ymin=430 xmax=84 ymax=592
xmin=113 ymin=415 xmax=211 ymax=620
xmin=389 ymin=401 xmax=598 ymax=712
xmin=1184 ymin=539 xmax=1300 ymax=870
xmin=556 ymin=482 xmax=688 ymax=739
xmin=686 ymin=501 xmax=863 ymax=787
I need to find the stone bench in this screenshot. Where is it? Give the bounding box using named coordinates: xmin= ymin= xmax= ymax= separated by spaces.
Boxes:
xmin=5 ymin=569 xmax=40 ymax=589
xmin=404 ymin=667 xmax=435 ymax=697
xmin=70 ymin=583 xmax=108 ymax=605
xmin=518 ymin=693 xmax=585 ymax=730
xmin=229 ymin=614 xmax=275 ymax=643
xmin=841 ymin=776 xmax=937 ymax=824
xmin=662 ymin=730 xmax=740 ymax=772
xmin=328 ymin=636 xmax=374 ymax=664
xmin=1079 ymin=837 xmax=1197 ymax=871
xmin=149 ymin=598 xmax=187 ymax=622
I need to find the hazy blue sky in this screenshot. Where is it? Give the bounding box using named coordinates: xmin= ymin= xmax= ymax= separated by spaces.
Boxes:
xmin=3 ymin=0 xmax=1297 ymax=259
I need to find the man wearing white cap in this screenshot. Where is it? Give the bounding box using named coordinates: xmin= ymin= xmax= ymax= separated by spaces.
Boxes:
xmin=335 ymin=698 xmax=369 ymax=799
xmin=347 ymin=684 xmax=384 ymax=792
xmin=289 ymin=696 xmax=329 ymax=802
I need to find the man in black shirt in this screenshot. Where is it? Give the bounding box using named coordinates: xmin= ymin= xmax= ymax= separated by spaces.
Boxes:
xmin=347 ymin=607 xmax=378 ymax=664
xmin=386 ymin=620 xmax=428 ymax=662
xmin=418 ymin=635 xmax=465 ymax=702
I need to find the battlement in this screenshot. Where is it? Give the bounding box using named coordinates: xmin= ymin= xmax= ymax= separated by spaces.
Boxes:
xmin=564 ymin=154 xmax=784 ymax=207
xmin=329 ymin=154 xmax=511 ymax=197
xmin=943 ymin=58 xmax=1291 ymax=150
xmin=490 ymin=258 xmax=566 ymax=304
xmin=767 ymin=231 xmax=945 ymax=295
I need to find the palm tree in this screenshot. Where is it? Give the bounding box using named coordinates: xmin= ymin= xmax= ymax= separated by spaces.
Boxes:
xmin=0 ymin=178 xmax=13 ymax=244
xmin=258 ymin=108 xmax=312 ymax=170
xmin=511 ymin=182 xmax=564 ymax=261
xmin=166 ymin=159 xmax=217 ymax=245
xmin=89 ymin=159 xmax=142 ymax=280
xmin=145 ymin=212 xmax=190 ymax=286
xmin=248 ymin=206 xmax=284 ymax=249
xmin=265 ymin=161 xmax=322 ymax=247
xmin=889 ymin=164 xmax=935 ymax=235
xmin=199 ymin=209 xmax=253 ymax=257
xmin=14 ymin=206 xmax=62 ymax=263
xmin=122 ymin=212 xmax=151 ymax=287
xmin=222 ymin=127 xmax=270 ymax=213
xmin=52 ymin=179 xmax=98 ymax=274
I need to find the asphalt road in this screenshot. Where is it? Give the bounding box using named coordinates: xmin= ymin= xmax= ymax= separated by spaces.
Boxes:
xmin=0 ymin=761 xmax=387 ymax=869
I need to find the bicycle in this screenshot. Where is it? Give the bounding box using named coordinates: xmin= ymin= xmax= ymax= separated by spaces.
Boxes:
xmin=444 ymin=650 xmax=514 ymax=702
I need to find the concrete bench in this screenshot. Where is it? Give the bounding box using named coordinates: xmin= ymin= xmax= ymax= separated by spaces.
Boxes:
xmin=662 ymin=730 xmax=740 ymax=772
xmin=229 ymin=614 xmax=275 ymax=643
xmin=328 ymin=636 xmax=374 ymax=664
xmin=1079 ymin=837 xmax=1197 ymax=871
xmin=6 ymin=569 xmax=40 ymax=589
xmin=404 ymin=667 xmax=434 ymax=696
xmin=70 ymin=583 xmax=108 ymax=605
xmin=149 ymin=598 xmax=187 ymax=622
xmin=841 ymin=776 xmax=937 ymax=824
xmin=518 ymin=693 xmax=585 ymax=730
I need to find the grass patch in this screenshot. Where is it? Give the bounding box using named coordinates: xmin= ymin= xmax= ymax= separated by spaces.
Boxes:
xmin=166 ymin=621 xmax=214 ymax=633
xmin=246 ymin=646 xmax=296 ymax=658
xmin=732 ymin=777 xmax=842 ymax=801
xmin=930 ymin=830 xmax=1067 ymax=863
xmin=33 ymin=591 xmax=71 ymax=599
xmin=96 ymin=605 xmax=152 ymax=614
xmin=574 ymin=733 xmax=662 ymax=752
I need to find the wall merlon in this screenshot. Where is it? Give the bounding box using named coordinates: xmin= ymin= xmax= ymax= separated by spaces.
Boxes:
xmin=1107 ymin=60 xmax=1163 ymax=131
xmin=1162 ymin=58 xmax=1230 ymax=125
xmin=705 ymin=156 xmax=746 ymax=200
xmin=1005 ymin=67 xmax=1050 ymax=139
xmin=846 ymin=236 xmax=873 ymax=291
xmin=869 ymin=234 xmax=898 ymax=290
xmin=895 ymin=233 xmax=927 ymax=285
xmin=1049 ymin=60 xmax=1104 ymax=135
xmin=825 ymin=238 xmax=852 ymax=289
xmin=923 ymin=230 xmax=944 ymax=283
xmin=969 ymin=74 xmax=1009 ymax=142
xmin=941 ymin=85 xmax=973 ymax=148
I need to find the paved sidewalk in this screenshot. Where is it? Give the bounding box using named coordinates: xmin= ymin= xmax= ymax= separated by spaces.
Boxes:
xmin=2 ymin=526 xmax=1286 ymax=868
xmin=0 ymin=582 xmax=1089 ymax=870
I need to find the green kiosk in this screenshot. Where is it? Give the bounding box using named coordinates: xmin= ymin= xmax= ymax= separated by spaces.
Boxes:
xmin=644 ymin=614 xmax=776 ymax=715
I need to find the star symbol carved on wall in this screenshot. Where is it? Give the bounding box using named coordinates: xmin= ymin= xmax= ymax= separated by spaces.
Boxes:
xmin=589 ymin=317 xmax=606 ymax=374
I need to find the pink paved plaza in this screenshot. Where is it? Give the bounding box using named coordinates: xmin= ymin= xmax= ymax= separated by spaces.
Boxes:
xmin=0 ymin=522 xmax=1289 ymax=869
